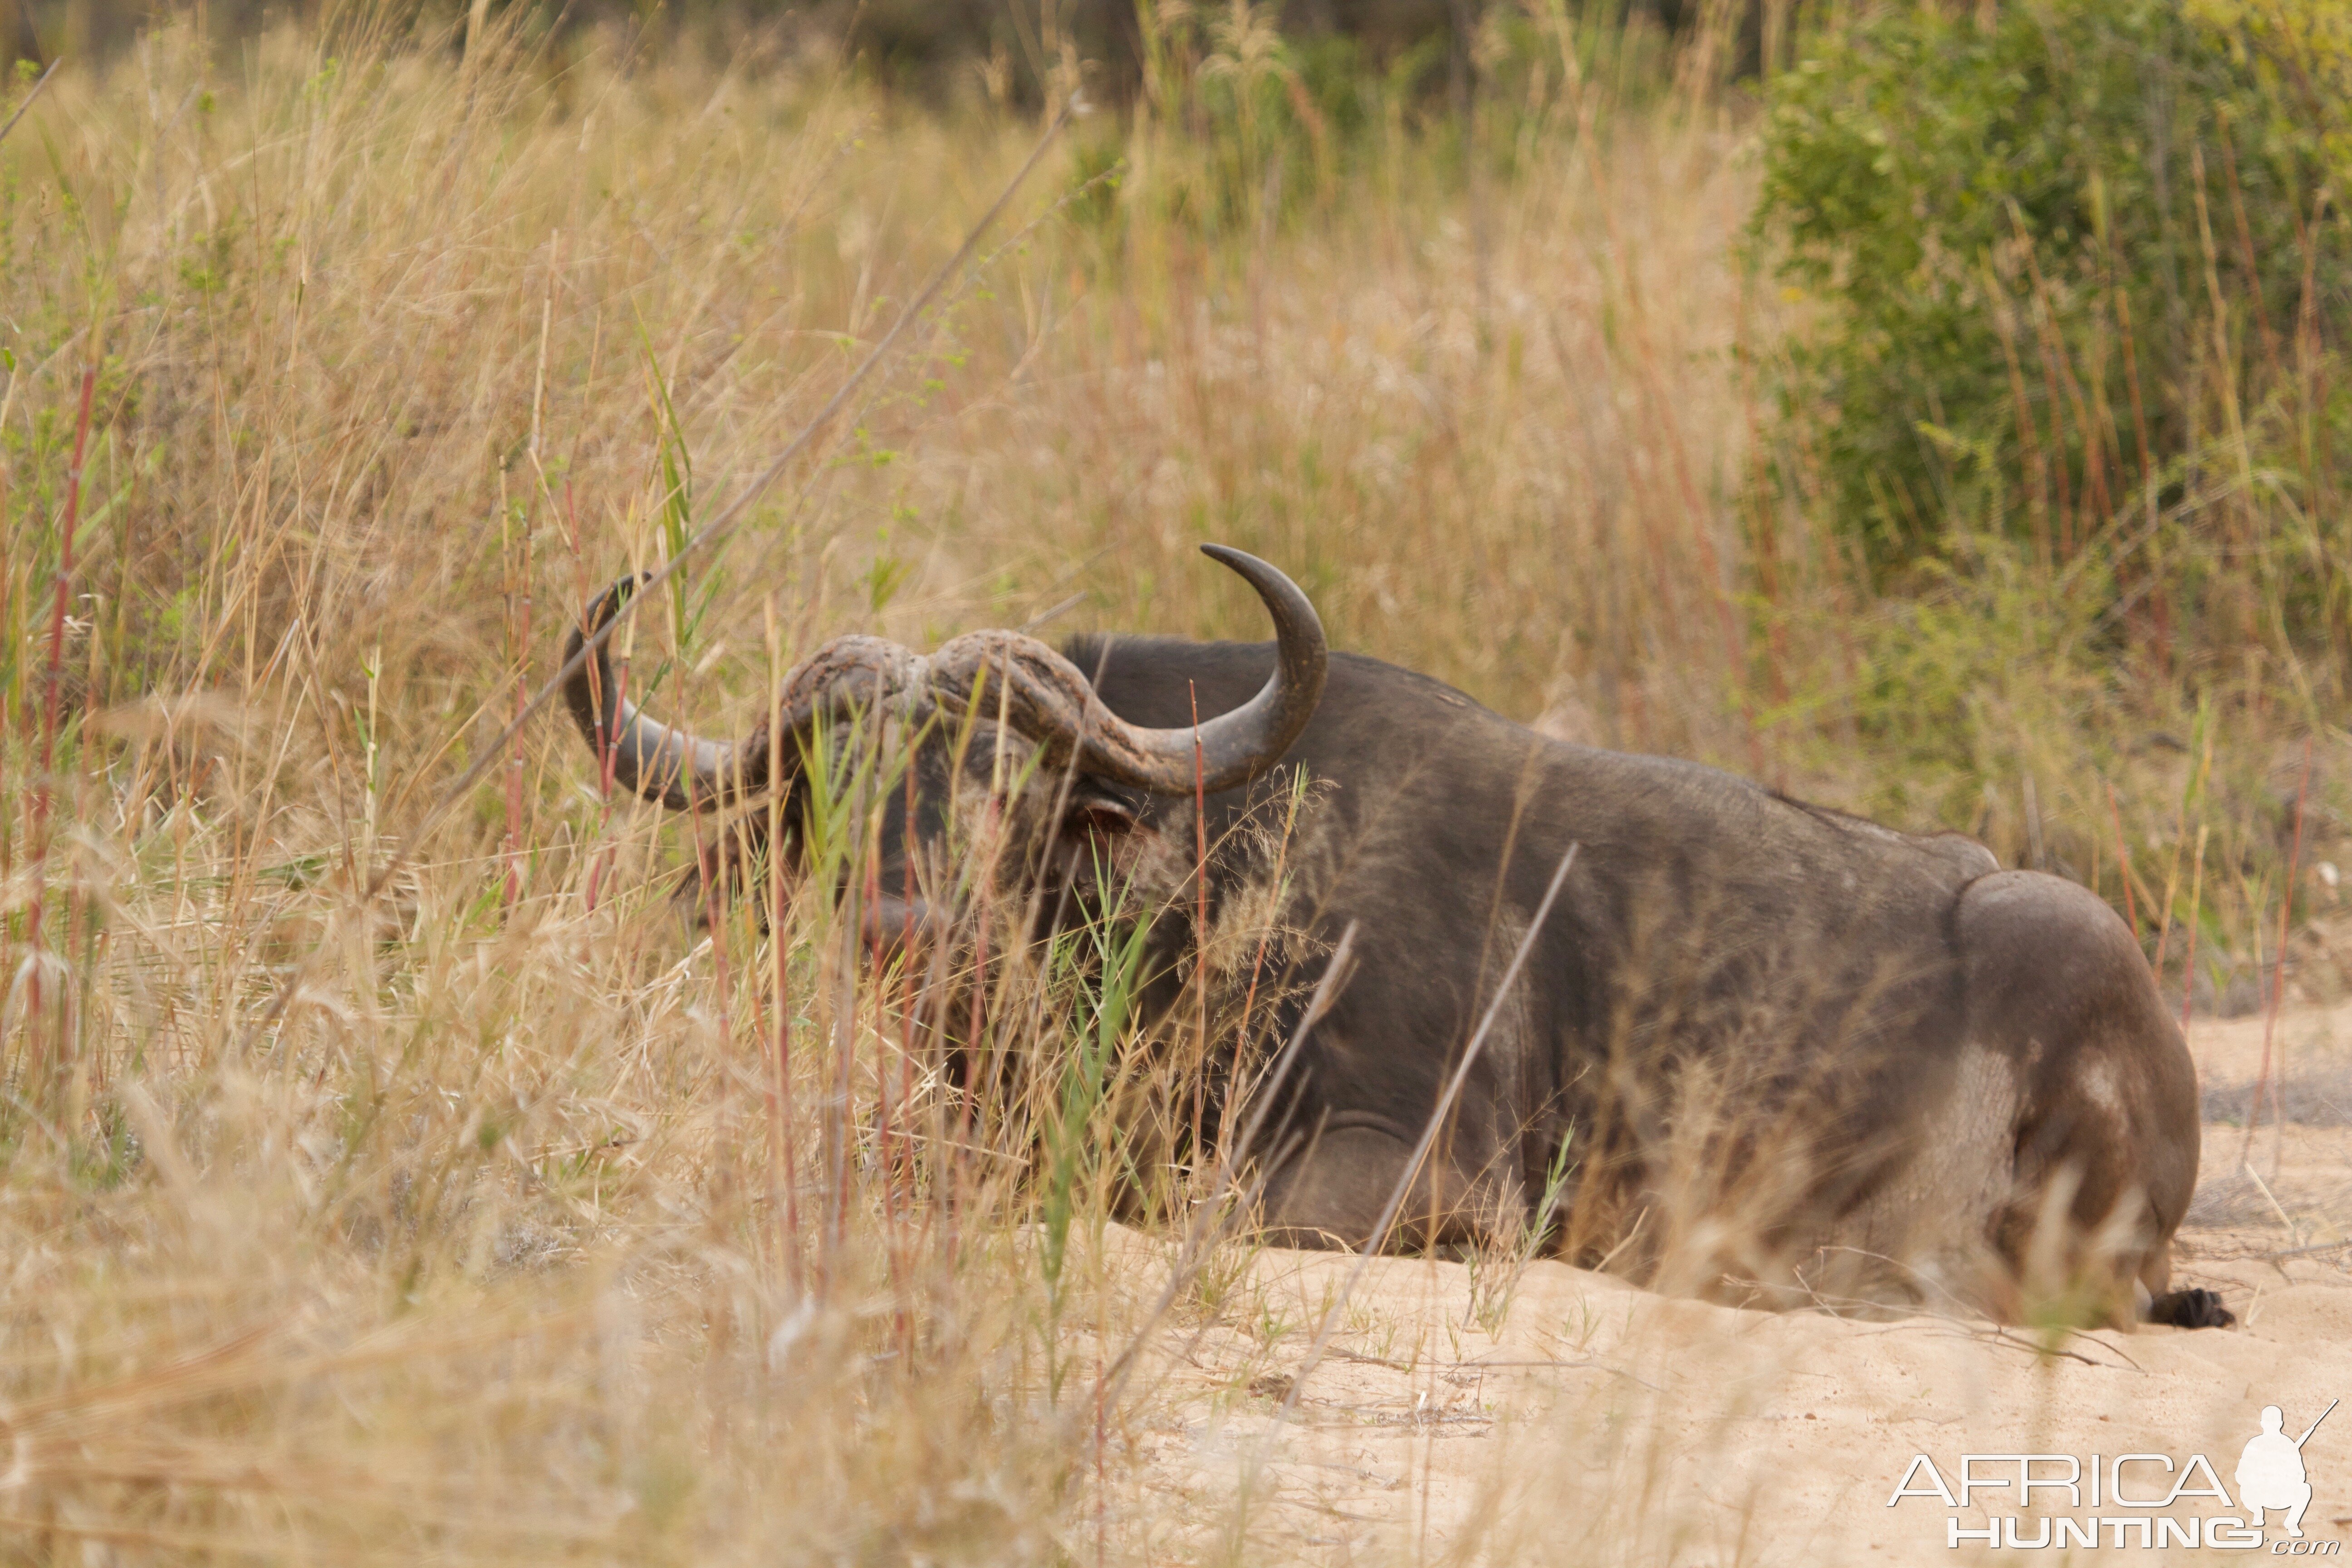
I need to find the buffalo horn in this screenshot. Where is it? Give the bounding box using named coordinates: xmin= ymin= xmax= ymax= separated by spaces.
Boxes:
xmin=564 ymin=544 xmax=1326 ymax=810
xmin=921 ymin=544 xmax=1327 ymax=796
xmin=561 ymin=575 xmax=763 ymax=812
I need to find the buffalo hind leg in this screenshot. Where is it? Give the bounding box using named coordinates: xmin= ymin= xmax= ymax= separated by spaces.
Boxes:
xmin=1957 ymin=871 xmax=2230 ymax=1329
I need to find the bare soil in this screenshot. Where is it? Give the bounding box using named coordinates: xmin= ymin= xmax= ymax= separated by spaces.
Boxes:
xmin=1118 ymin=1005 xmax=2347 ymax=1564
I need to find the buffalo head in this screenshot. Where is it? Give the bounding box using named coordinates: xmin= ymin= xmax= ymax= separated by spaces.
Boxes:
xmin=559 ymin=545 xmax=1327 ymax=951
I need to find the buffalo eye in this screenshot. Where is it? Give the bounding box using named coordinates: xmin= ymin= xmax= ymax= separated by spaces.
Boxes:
xmin=1063 ymin=798 xmax=1142 ymax=850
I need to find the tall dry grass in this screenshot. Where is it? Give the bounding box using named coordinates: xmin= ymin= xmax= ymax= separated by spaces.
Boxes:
xmin=0 ymin=5 xmax=2332 ymax=1561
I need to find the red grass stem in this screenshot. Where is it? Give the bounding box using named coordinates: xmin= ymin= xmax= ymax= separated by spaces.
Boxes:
xmin=2244 ymin=737 xmax=2314 ymax=1168
xmin=24 ymin=364 xmax=98 ymax=1081
xmin=1188 ymin=680 xmax=1208 ymax=1183
xmin=583 ymin=657 xmax=626 ymax=914
xmin=504 ymin=516 xmax=532 ymax=906
xmin=2179 ymin=825 xmax=2209 ymax=1036
xmin=2103 ymin=780 xmax=2137 ymax=935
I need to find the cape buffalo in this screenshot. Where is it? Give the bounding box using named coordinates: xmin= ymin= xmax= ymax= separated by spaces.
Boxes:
xmin=562 ymin=546 xmax=2230 ymax=1329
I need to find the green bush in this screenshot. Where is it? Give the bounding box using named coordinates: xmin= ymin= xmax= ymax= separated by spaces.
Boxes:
xmin=1753 ymin=0 xmax=2341 ymax=579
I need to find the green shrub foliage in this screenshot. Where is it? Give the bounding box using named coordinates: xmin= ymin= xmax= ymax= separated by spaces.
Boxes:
xmin=1755 ymin=0 xmax=2342 ymax=581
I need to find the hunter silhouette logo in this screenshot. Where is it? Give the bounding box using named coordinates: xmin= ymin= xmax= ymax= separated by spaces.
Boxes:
xmin=1886 ymin=1397 xmax=2340 ymax=1551
xmin=2240 ymin=1400 xmax=2334 ymax=1541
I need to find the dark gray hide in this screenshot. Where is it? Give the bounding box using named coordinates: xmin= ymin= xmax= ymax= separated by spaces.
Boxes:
xmin=564 ymin=550 xmax=2228 ymax=1330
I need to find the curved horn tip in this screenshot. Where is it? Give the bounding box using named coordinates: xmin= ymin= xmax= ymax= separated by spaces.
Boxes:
xmin=583 ymin=571 xmax=654 ymax=625
xmin=1197 ymin=544 xmax=1314 ymax=609
xmin=1198 ymin=542 xmax=1264 ymax=574
xmin=1196 ymin=544 xmax=1323 ymax=642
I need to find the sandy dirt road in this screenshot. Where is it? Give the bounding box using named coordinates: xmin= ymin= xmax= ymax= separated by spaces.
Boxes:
xmin=1114 ymin=1004 xmax=2350 ymax=1565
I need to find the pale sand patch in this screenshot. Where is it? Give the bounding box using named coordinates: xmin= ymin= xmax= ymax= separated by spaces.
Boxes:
xmin=1117 ymin=1008 xmax=2345 ymax=1564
